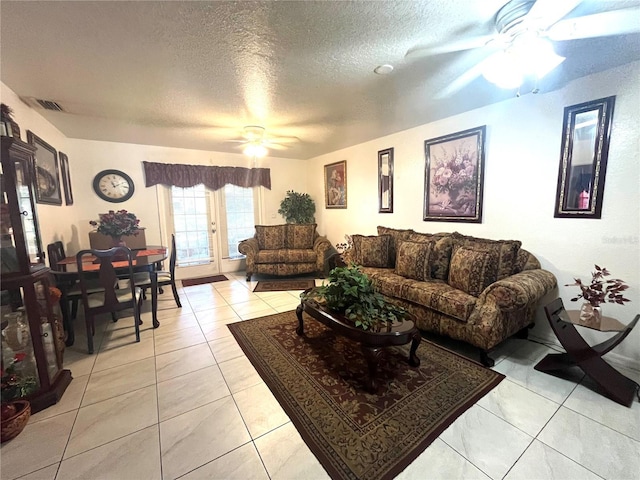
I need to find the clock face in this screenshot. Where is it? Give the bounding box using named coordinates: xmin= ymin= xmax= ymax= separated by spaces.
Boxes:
xmin=93 ymin=169 xmax=135 ymax=203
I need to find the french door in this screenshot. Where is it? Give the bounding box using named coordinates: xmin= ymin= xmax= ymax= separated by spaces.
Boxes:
xmin=169 ymin=185 xmax=220 ymax=280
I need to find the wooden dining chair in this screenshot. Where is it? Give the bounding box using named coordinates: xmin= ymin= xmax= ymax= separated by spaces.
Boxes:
xmin=134 ymin=234 xmax=182 ymax=308
xmin=76 ymin=247 xmax=143 ymax=354
xmin=48 ymin=242 xmax=83 ymax=345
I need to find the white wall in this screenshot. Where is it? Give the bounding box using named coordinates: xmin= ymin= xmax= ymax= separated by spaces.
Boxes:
xmin=2 ymin=81 xmax=310 ymax=265
xmin=307 ymin=61 xmax=640 ymax=367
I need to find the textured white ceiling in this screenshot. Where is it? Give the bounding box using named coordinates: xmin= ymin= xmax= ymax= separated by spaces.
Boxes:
xmin=1 ymin=0 xmax=639 ymax=159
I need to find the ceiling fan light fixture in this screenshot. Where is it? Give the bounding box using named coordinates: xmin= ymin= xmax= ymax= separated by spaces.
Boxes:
xmin=482 ymin=33 xmax=564 ymax=90
xmin=482 ymin=51 xmax=523 ymax=89
xmin=513 ymin=35 xmax=565 ymax=78
xmin=243 ymin=143 xmax=268 ymax=158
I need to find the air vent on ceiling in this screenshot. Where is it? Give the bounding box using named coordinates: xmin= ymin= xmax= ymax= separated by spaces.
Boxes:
xmin=21 ymin=97 xmax=65 ymax=112
xmin=35 ymin=99 xmax=64 ymax=111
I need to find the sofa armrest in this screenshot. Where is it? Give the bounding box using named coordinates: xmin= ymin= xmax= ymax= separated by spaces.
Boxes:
xmin=313 ymin=235 xmax=333 ymax=273
xmin=238 ymin=237 xmax=259 ymax=264
xmin=478 ymin=269 xmax=557 ymax=312
xmin=464 ymin=269 xmax=557 ymax=350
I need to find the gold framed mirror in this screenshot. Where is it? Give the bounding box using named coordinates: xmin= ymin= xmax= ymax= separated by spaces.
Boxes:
xmin=554 ymin=96 xmax=615 ymax=219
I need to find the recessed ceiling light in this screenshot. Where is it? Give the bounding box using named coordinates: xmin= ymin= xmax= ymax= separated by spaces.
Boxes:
xmin=374 ymin=64 xmax=394 ymax=75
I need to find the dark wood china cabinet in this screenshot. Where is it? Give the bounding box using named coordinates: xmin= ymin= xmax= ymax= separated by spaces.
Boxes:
xmin=1 ymin=135 xmax=71 ymax=413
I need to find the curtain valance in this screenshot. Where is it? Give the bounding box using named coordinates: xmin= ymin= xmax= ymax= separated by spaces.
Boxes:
xmin=143 ymin=161 xmax=271 ymax=190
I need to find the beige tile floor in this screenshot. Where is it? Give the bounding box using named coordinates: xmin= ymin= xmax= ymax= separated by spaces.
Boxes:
xmin=1 ymin=272 xmax=639 ymax=480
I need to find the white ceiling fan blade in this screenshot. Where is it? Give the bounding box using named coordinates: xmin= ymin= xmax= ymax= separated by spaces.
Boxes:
xmin=406 ymin=34 xmax=496 ymax=58
xmin=526 ymin=0 xmax=582 ymax=29
xmin=435 ymin=54 xmax=497 ymax=99
xmin=264 ymin=136 xmax=299 ymax=145
xmin=546 ymin=8 xmax=640 ymax=41
xmin=266 ymin=143 xmax=289 ymax=151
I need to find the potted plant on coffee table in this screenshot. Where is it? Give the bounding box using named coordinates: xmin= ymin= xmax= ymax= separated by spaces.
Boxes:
xmin=302 ymin=264 xmax=406 ymax=330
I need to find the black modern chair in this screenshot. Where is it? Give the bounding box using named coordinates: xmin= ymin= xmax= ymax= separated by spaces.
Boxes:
xmin=134 ymin=234 xmax=182 ymax=308
xmin=76 ymin=246 xmax=143 ymax=354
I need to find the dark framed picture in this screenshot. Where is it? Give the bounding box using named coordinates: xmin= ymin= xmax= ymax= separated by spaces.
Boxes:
xmin=423 ymin=125 xmax=486 ymax=223
xmin=26 ymin=131 xmax=62 ymax=205
xmin=324 ymin=160 xmax=347 ymax=208
xmin=59 ymin=152 xmax=74 ymax=205
xmin=553 ymin=96 xmax=615 ymax=219
xmin=378 ymin=148 xmax=393 ymax=213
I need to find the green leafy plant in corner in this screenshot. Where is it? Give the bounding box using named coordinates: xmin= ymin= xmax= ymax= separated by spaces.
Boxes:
xmin=302 ymin=264 xmax=407 ymax=330
xmin=278 ymin=190 xmax=315 ymax=224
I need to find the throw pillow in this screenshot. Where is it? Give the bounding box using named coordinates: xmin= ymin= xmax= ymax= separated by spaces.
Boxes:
xmin=451 ymin=232 xmax=521 ymax=280
xmin=407 ymin=232 xmax=453 ymax=281
xmin=255 ymin=224 xmax=286 ymax=250
xmin=351 ymin=234 xmax=391 ymax=268
xmin=377 ymin=226 xmax=414 ymax=267
xmin=285 ymin=224 xmax=316 ymax=249
xmin=448 ymin=246 xmax=499 ymax=297
xmin=394 ymin=240 xmax=434 ymax=281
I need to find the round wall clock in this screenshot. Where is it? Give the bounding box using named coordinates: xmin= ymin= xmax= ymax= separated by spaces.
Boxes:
xmin=93 ymin=169 xmax=135 ymax=203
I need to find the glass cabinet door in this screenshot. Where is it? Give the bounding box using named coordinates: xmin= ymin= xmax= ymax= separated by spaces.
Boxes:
xmin=0 ymin=138 xmax=44 ymax=273
xmin=14 ymin=158 xmax=43 ymax=265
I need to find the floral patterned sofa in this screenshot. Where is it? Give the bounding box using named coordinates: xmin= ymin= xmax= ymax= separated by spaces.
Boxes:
xmin=239 ymin=224 xmax=333 ymax=281
xmin=341 ymin=226 xmax=557 ymax=365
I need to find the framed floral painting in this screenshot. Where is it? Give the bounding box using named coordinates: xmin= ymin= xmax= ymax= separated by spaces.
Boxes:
xmin=423 ymin=125 xmax=486 ymax=223
xmin=324 ymin=160 xmax=347 ymax=208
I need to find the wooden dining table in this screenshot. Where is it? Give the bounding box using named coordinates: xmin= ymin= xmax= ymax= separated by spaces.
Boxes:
xmin=54 ymin=246 xmax=168 ymax=345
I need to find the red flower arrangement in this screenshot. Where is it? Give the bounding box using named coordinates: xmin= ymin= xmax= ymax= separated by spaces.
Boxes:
xmin=566 ymin=265 xmax=631 ymax=307
xmin=89 ymin=210 xmax=140 ymax=239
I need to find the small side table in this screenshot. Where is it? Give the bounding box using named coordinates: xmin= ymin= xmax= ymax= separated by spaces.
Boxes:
xmin=535 ymin=298 xmax=639 ymax=407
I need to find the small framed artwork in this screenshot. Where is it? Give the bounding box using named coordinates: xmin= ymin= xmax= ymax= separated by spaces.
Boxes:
xmin=378 ymin=148 xmax=393 ymax=213
xmin=423 ymin=125 xmax=486 ymax=223
xmin=324 ymin=160 xmax=347 ymax=208
xmin=27 ymin=131 xmax=63 ymax=205
xmin=553 ymin=96 xmax=615 ymax=219
xmin=59 ymin=152 xmax=74 ymax=205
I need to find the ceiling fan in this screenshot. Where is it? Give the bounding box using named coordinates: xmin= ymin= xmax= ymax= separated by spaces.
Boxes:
xmin=407 ymin=0 xmax=640 ymax=95
xmin=227 ymin=125 xmax=299 ymax=158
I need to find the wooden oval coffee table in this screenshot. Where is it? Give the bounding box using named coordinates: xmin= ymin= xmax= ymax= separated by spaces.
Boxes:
xmin=296 ymin=290 xmax=421 ymax=393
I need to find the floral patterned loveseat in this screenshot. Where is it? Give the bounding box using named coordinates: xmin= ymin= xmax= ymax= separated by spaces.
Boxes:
xmin=341 ymin=226 xmax=557 ymax=365
xmin=239 ymin=224 xmax=332 ymax=281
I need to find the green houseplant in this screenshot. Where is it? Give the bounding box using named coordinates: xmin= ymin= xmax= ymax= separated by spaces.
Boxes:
xmin=278 ymin=190 xmax=315 ymax=224
xmin=302 ymin=264 xmax=407 ymax=330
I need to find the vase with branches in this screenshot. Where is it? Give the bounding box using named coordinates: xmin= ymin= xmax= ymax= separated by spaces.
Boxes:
xmin=566 ymin=265 xmax=630 ymax=327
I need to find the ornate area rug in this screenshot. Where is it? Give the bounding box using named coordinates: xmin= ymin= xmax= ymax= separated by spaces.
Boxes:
xmin=228 ymin=311 xmax=504 ymax=480
xmin=181 ymin=274 xmax=228 ymax=287
xmin=253 ymin=278 xmax=315 ymax=292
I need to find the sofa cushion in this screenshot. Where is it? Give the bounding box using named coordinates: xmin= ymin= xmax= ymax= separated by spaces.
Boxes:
xmin=395 ymin=240 xmax=433 ymax=281
xmin=451 ymin=232 xmax=521 ymax=280
xmin=256 ymin=225 xmax=286 ymax=250
xmin=352 ymin=234 xmax=391 ymax=268
xmin=402 ymin=281 xmax=477 ymax=322
xmin=364 ymin=269 xmax=476 ymax=322
xmin=256 ymin=249 xmax=317 ymax=264
xmin=377 ymin=226 xmax=414 ymax=267
xmin=407 ymin=232 xmax=453 ymax=280
xmin=285 ymin=224 xmax=316 ymax=249
xmin=448 ymin=246 xmax=499 ymax=297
